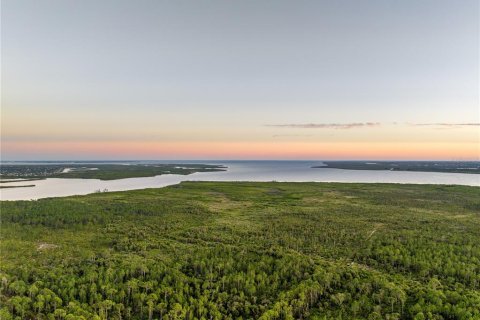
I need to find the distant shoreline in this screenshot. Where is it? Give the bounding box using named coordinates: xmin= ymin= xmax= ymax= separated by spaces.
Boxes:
xmin=0 ymin=163 xmax=226 ymax=181
xmin=0 ymin=184 xmax=35 ymax=189
xmin=313 ymin=161 xmax=480 ymax=174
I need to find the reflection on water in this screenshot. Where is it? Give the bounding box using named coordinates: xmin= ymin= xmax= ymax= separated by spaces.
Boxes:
xmin=1 ymin=161 xmax=479 ymax=200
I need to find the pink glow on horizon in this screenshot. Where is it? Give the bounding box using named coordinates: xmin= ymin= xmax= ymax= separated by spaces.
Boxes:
xmin=2 ymin=141 xmax=479 ymax=160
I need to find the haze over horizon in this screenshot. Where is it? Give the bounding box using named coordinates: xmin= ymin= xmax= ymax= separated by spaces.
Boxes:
xmin=2 ymin=0 xmax=479 ymax=161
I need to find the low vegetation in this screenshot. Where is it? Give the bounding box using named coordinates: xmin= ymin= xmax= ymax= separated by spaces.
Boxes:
xmin=0 ymin=185 xmax=35 ymax=189
xmin=0 ymin=164 xmax=225 ymax=181
xmin=314 ymin=161 xmax=480 ymax=174
xmin=1 ymin=182 xmax=479 ymax=319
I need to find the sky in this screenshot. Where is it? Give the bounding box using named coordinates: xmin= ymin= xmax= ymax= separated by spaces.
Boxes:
xmin=1 ymin=0 xmax=479 ymax=160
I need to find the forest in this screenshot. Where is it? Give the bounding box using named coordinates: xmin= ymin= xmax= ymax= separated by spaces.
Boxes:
xmin=1 ymin=182 xmax=479 ymax=319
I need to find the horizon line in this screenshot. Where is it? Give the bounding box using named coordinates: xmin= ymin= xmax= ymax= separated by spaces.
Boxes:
xmin=1 ymin=159 xmax=479 ymax=162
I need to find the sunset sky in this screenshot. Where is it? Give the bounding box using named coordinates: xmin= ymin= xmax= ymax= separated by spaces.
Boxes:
xmin=2 ymin=0 xmax=479 ymax=160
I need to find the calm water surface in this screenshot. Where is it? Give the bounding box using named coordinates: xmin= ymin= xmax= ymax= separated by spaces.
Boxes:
xmin=1 ymin=161 xmax=479 ymax=200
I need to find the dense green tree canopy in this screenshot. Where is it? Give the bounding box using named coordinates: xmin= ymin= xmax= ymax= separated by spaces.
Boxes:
xmin=1 ymin=182 xmax=479 ymax=319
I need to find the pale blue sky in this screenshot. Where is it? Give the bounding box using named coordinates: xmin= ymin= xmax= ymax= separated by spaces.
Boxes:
xmin=2 ymin=0 xmax=479 ymax=159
